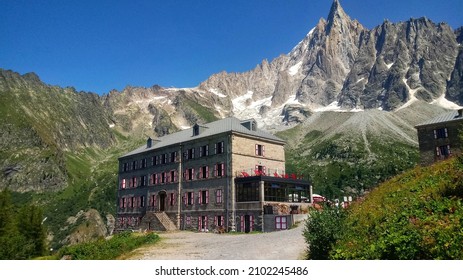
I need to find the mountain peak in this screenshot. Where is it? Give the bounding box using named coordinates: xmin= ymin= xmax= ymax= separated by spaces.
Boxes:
xmin=326 ymin=0 xmax=351 ymax=34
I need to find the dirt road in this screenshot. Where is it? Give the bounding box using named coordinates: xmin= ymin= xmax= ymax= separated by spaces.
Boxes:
xmin=128 ymin=224 xmax=307 ymax=260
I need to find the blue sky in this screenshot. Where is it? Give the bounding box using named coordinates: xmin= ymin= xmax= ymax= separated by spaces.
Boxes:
xmin=1 ymin=0 xmax=462 ymax=95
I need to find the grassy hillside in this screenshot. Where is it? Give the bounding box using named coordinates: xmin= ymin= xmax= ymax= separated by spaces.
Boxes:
xmin=331 ymin=157 xmax=463 ymax=259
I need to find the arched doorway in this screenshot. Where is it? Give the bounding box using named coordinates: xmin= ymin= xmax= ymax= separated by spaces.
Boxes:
xmin=159 ymin=191 xmax=167 ymax=212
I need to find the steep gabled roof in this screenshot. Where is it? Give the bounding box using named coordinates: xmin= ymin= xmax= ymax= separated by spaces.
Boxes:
xmin=415 ymin=109 xmax=463 ymax=128
xmin=120 ymin=117 xmax=285 ymax=158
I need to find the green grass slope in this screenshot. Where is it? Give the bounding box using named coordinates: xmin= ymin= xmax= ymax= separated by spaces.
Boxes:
xmin=331 ymin=157 xmax=463 ymax=259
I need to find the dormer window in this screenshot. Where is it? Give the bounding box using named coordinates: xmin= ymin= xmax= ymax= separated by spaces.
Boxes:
xmin=240 ymin=119 xmax=257 ymax=131
xmin=147 ymin=137 xmax=152 ymax=148
xmin=193 ymin=124 xmax=200 ymax=136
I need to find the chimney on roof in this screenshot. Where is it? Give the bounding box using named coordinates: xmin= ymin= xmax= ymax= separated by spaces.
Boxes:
xmin=147 ymin=137 xmax=152 ymax=148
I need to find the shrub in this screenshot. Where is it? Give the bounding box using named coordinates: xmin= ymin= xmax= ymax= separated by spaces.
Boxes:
xmin=303 ymin=205 xmax=346 ymax=259
xmin=58 ymin=231 xmax=160 ymax=260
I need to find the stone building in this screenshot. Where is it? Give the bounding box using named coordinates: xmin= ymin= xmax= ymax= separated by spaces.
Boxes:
xmin=415 ymin=109 xmax=463 ymax=165
xmin=116 ymin=117 xmax=312 ymax=233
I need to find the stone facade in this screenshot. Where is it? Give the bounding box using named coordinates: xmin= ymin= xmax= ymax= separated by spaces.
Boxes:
xmin=416 ymin=109 xmax=463 ymax=166
xmin=116 ymin=117 xmax=311 ymax=233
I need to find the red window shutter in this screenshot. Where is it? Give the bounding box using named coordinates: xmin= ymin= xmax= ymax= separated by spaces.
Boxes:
xmin=206 ymin=190 xmax=209 ymax=204
xmin=134 ymin=177 xmax=137 ymax=187
xmin=262 ymin=145 xmax=265 ymax=157
xmin=255 ymin=144 xmax=258 ymax=155
xmin=250 ymin=215 xmax=254 ymax=231
xmin=192 ymin=168 xmax=195 ymax=180
xmin=445 ymin=128 xmax=449 ymax=138
xmin=206 ymin=166 xmax=209 ymax=178
xmin=214 ymin=216 xmax=217 ymax=226
xmin=221 ymin=163 xmax=225 ymax=176
xmin=240 ymin=216 xmax=244 ymax=232
xmin=198 ymin=216 xmax=202 ymax=231
xmin=199 ymin=146 xmax=203 ymax=157
xmin=263 ymin=166 xmax=266 ymax=175
xmin=436 ymin=147 xmax=440 ymax=156
xmin=214 ymin=164 xmax=218 ymax=177
xmin=206 ymin=145 xmax=209 ymax=156
xmin=173 ymin=192 xmax=176 ymax=205
xmin=433 ymin=129 xmax=437 ymax=139
xmin=198 ymin=190 xmax=202 ymax=204
xmin=221 ymin=216 xmax=224 ymax=227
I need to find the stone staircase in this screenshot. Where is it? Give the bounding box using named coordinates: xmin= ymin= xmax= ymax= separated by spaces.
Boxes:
xmin=141 ymin=212 xmax=177 ymax=231
xmin=154 ymin=212 xmax=177 ymax=231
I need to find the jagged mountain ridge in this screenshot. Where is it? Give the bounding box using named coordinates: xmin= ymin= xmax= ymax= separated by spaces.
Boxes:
xmin=104 ymin=0 xmax=462 ymax=130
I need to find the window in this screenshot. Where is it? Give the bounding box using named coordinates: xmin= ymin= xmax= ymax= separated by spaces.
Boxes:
xmin=149 ymin=174 xmax=155 ymax=185
xmin=149 ymin=194 xmax=156 ymax=207
xmin=184 ymin=192 xmax=194 ymax=205
xmin=169 ymin=170 xmax=177 ymax=183
xmin=184 ymin=148 xmax=195 ymax=160
xmin=193 ymin=125 xmax=200 ymax=136
xmin=161 ymin=154 xmax=167 ymax=164
xmin=141 ymin=158 xmax=147 ymax=168
xmin=199 ymin=215 xmax=208 ymax=231
xmin=255 ymin=144 xmax=265 ymax=156
xmin=170 ymin=151 xmax=177 ymax=163
xmin=436 ymin=145 xmax=451 ymax=157
xmin=185 ymin=168 xmax=195 ymax=181
xmin=215 ymin=141 xmax=224 ymax=154
xmin=216 ymin=189 xmax=223 ymax=204
xmin=215 ymin=163 xmax=225 ymax=177
xmin=200 ymin=166 xmax=209 ymax=179
xmin=237 ymin=182 xmax=259 ymax=202
xmin=153 ymin=155 xmax=159 ymax=166
xmin=255 ymin=165 xmax=266 ymax=176
xmin=275 ymin=216 xmax=287 ymax=230
xmin=121 ymin=179 xmax=126 ymax=189
xmin=160 ymin=172 xmax=166 ymax=184
xmin=199 ymin=144 xmax=209 ymax=157
xmin=123 ymin=163 xmax=129 ymax=172
xmin=434 ymin=128 xmax=449 ymax=139
xmin=140 ymin=196 xmax=145 ymax=207
xmin=132 ymin=160 xmax=137 ymax=170
xmin=140 ymin=175 xmax=147 ymax=187
xmin=215 ymin=215 xmax=224 ymax=227
xmin=198 ymin=190 xmax=209 ymax=205
xmin=169 ymin=192 xmax=176 ymax=206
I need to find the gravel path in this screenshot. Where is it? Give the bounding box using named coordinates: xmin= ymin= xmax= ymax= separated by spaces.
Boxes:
xmin=128 ymin=224 xmax=307 ymax=260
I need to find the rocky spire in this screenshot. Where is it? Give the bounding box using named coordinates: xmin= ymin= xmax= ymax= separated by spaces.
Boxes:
xmin=325 ymin=0 xmax=352 ymax=34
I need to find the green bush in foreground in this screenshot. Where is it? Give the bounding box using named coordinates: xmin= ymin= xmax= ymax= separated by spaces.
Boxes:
xmin=303 ymin=205 xmax=347 ymax=260
xmin=57 ymin=231 xmax=160 ymax=260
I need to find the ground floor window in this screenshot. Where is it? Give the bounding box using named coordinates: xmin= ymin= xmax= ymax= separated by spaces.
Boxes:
xmin=215 ymin=215 xmax=224 ymax=227
xmin=198 ymin=215 xmax=208 ymax=232
xmin=239 ymin=215 xmax=254 ymax=233
xmin=275 ymin=216 xmax=287 ymax=230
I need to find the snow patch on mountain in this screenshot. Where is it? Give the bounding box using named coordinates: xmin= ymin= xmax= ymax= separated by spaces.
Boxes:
xmin=431 ymin=94 xmax=463 ymax=110
xmin=288 ymin=61 xmax=303 ymax=76
xmin=210 ymin=88 xmax=227 ymax=98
